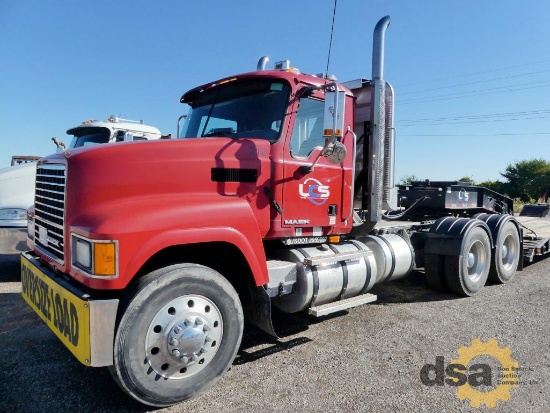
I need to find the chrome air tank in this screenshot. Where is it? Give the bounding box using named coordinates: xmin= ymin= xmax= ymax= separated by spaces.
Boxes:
xmin=273 ymin=241 xmax=378 ymax=313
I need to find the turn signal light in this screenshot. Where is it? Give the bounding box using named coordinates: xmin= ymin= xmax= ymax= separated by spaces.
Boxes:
xmin=328 ymin=235 xmax=341 ymax=243
xmin=94 ymin=242 xmax=116 ymax=276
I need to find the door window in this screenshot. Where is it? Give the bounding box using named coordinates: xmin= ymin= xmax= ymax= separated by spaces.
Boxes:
xmin=290 ymin=98 xmax=325 ymax=158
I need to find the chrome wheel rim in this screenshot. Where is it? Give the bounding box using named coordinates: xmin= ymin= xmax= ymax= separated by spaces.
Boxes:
xmin=500 ymin=234 xmax=518 ymax=271
xmin=145 ymin=295 xmax=223 ymax=379
xmin=466 ymin=240 xmax=487 ymax=283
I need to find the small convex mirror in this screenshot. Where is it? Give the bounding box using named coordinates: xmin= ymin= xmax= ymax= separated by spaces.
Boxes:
xmin=325 ymin=141 xmax=347 ymax=164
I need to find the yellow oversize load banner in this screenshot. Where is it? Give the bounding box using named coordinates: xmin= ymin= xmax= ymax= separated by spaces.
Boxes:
xmin=21 ymin=254 xmax=91 ymax=365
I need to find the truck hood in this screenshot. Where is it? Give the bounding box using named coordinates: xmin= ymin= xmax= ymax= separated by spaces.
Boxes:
xmin=40 ymin=138 xmax=272 ymax=233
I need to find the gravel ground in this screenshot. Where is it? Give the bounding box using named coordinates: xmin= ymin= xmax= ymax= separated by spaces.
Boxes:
xmin=1 ymin=253 xmax=549 ymax=413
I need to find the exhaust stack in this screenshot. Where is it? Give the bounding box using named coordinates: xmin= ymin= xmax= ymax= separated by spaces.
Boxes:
xmin=352 ymin=15 xmax=393 ymax=235
xmin=257 ymin=56 xmax=270 ymax=71
xmin=369 ymin=15 xmax=391 ymax=223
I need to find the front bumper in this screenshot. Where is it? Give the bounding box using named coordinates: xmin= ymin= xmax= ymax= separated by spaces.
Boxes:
xmin=0 ymin=228 xmax=27 ymax=254
xmin=20 ymin=251 xmax=119 ymax=367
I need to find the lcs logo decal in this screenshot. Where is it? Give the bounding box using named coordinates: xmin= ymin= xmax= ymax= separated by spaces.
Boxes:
xmin=299 ymin=178 xmax=330 ymax=205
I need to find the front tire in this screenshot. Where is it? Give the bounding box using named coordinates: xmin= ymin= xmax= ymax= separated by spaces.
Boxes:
xmin=110 ymin=264 xmax=244 ymax=407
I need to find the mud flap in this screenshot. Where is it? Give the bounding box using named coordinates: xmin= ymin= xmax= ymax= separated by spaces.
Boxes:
xmin=243 ymin=285 xmax=279 ymax=338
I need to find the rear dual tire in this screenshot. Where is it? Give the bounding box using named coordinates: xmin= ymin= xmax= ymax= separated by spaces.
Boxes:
xmin=444 ymin=227 xmax=491 ymax=296
xmin=488 ymin=221 xmax=520 ymax=284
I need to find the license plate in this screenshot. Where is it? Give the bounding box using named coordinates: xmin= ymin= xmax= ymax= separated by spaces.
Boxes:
xmin=21 ymin=254 xmax=92 ymax=365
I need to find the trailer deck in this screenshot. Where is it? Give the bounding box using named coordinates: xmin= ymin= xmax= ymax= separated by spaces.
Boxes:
xmin=517 ymin=215 xmax=550 ymax=262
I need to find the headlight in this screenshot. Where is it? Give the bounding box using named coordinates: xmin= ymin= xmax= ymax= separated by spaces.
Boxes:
xmin=74 ymin=237 xmax=92 ymax=270
xmin=72 ymin=234 xmax=117 ymax=277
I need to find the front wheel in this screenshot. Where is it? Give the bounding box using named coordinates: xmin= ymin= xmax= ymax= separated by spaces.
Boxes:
xmin=110 ymin=264 xmax=244 ymax=407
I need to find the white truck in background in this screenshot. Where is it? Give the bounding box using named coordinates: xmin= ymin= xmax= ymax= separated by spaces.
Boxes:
xmin=0 ymin=116 xmax=165 ymax=254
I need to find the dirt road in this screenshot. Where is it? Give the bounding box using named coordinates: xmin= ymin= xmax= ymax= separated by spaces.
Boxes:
xmin=1 ymin=253 xmax=548 ymax=412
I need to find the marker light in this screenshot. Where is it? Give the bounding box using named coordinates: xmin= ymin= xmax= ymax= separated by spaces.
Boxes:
xmin=72 ymin=235 xmax=117 ymax=277
xmin=94 ymin=242 xmax=116 ymax=276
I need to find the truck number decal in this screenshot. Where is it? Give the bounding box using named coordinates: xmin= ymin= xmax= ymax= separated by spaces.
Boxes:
xmin=249 ymin=147 xmax=268 ymax=157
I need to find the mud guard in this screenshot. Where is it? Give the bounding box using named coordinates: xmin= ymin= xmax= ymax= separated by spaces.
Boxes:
xmin=424 ymin=217 xmax=493 ymax=257
xmin=244 ymin=285 xmax=279 ymax=338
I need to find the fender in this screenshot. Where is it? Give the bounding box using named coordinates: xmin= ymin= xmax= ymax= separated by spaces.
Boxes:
xmin=473 ymin=213 xmax=524 ymax=271
xmin=424 ymin=217 xmax=493 ymax=257
xmin=68 ymin=195 xmax=269 ymax=289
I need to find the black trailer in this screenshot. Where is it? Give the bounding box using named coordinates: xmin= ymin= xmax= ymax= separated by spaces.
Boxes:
xmin=393 ymin=181 xmax=550 ymax=263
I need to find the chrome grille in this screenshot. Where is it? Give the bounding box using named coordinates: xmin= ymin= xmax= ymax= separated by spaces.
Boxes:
xmin=35 ymin=164 xmax=66 ymax=263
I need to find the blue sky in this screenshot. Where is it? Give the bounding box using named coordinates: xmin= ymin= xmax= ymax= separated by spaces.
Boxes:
xmin=1 ymin=1 xmax=550 ymax=182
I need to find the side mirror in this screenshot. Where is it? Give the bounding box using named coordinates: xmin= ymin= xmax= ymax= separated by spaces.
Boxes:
xmin=325 ymin=141 xmax=347 ymax=164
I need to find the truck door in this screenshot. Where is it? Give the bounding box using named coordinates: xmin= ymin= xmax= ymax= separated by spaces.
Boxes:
xmin=280 ymin=93 xmax=353 ymax=237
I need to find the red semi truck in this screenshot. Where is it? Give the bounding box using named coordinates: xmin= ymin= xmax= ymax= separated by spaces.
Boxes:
xmin=21 ymin=16 xmax=539 ymax=407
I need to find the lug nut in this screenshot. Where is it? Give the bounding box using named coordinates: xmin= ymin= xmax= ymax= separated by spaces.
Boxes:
xmin=184 ymin=318 xmax=193 ymax=326
xmin=181 ymin=356 xmax=189 ymax=364
xmin=191 ymin=355 xmax=200 ymax=362
xmin=195 ymin=317 xmax=204 ymax=326
xmin=204 ymin=336 xmax=213 ymax=343
xmin=200 ymin=347 xmax=208 ymax=354
xmin=203 ymin=325 xmax=210 ymax=332
xmin=173 ymin=326 xmax=182 ymax=334
xmin=169 ymin=337 xmax=179 ymax=346
xmin=172 ymin=349 xmax=181 ymax=357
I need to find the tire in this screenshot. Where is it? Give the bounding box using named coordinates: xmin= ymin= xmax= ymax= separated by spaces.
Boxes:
xmin=489 ymin=221 xmax=520 ymax=283
xmin=109 ymin=264 xmax=244 ymax=407
xmin=445 ymin=227 xmax=491 ymax=296
xmin=424 ymin=253 xmax=448 ymax=291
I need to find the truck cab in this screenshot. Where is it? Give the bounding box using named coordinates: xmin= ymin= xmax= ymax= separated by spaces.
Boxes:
xmin=178 ymin=69 xmax=356 ymax=240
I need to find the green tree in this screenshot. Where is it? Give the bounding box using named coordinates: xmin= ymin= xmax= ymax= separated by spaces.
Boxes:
xmin=499 ymin=159 xmax=550 ymax=202
xmin=399 ymin=174 xmax=422 ymax=185
xmin=457 ymin=176 xmax=476 ymax=184
xmin=477 ymin=179 xmax=505 ymax=194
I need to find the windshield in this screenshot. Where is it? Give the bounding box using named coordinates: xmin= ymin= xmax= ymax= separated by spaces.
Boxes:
xmin=180 ymin=79 xmax=290 ymax=141
xmin=68 ymin=127 xmax=111 ymax=148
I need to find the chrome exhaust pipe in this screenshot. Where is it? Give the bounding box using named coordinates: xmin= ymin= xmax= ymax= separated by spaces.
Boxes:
xmin=352 ymin=15 xmax=391 ymax=236
xmin=257 ymin=56 xmax=269 ymax=71
xmin=369 ymin=16 xmax=391 ymax=222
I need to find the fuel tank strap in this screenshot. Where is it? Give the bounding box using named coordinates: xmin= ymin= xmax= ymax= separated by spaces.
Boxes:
xmin=297 ymin=248 xmax=320 ymax=307
xmin=328 ymin=244 xmax=349 ymax=300
xmin=348 ymin=240 xmax=373 ymax=295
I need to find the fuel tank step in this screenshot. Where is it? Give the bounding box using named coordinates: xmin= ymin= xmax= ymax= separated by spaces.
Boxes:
xmin=308 ymin=293 xmax=377 ymax=317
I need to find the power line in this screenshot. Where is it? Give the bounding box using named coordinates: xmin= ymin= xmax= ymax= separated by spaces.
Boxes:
xmin=399 ymin=68 xmax=550 ymax=96
xmin=398 ymin=115 xmax=550 ymax=127
xmin=400 ymin=132 xmax=550 ymax=137
xmin=400 ymin=80 xmax=550 ymax=104
xmin=399 ymin=59 xmax=550 ymax=89
xmin=398 ymin=109 xmax=550 ymax=123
